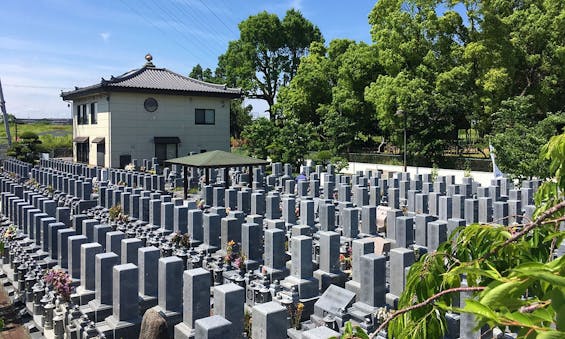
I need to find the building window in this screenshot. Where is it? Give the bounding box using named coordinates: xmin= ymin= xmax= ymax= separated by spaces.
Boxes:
xmin=77 ymin=104 xmax=88 ymax=125
xmin=76 ymin=105 xmax=82 ymax=125
xmin=76 ymin=142 xmax=89 ymax=163
xmin=90 ymin=102 xmax=97 ymax=124
xmin=195 ymin=109 xmax=215 ymax=125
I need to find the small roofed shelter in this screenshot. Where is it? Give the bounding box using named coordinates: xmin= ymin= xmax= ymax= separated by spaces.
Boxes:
xmin=166 ymin=150 xmax=269 ymax=199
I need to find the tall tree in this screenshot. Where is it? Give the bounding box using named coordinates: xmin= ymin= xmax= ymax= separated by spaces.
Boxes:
xmin=219 ymin=10 xmax=322 ymax=121
xmin=277 ymin=39 xmax=381 ymax=154
xmin=188 ymin=64 xmax=214 ymax=82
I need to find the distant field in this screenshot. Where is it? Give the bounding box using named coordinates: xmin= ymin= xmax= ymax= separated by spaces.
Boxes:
xmin=0 ymin=122 xmax=72 ymax=159
xmin=0 ymin=122 xmax=72 ymax=142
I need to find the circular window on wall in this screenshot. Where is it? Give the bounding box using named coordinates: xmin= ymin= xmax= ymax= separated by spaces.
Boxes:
xmin=144 ymin=97 xmax=158 ymax=112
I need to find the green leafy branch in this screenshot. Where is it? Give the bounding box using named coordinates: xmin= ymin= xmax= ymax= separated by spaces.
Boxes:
xmin=371 ymin=286 xmax=486 ymax=337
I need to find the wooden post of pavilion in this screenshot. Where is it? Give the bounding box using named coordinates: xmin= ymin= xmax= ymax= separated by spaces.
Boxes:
xmin=183 ymin=166 xmax=189 ymax=200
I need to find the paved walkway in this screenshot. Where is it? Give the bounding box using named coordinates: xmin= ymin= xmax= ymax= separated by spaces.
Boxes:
xmin=342 ymin=162 xmax=496 ymax=187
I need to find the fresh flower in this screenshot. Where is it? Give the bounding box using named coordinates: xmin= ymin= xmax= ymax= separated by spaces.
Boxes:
xmin=43 ymin=269 xmax=73 ymax=301
xmin=3 ymin=225 xmax=17 ymax=240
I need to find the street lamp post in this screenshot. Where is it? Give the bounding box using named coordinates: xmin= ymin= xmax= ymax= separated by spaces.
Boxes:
xmin=396 ymin=109 xmax=407 ymax=172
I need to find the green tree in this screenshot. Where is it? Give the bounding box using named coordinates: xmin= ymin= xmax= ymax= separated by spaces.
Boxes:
xmin=241 ymin=117 xmax=276 ymax=160
xmin=277 ymin=39 xmax=381 ymax=155
xmin=219 ymin=9 xmax=322 ymax=121
xmin=276 ymin=41 xmax=332 ymax=126
xmin=374 ymin=131 xmax=565 ymax=338
xmin=230 ymin=100 xmax=252 ymax=140
xmin=7 ymin=131 xmax=45 ymax=164
xmin=365 ymin=0 xmax=565 ymax=159
xmin=188 ymin=64 xmax=215 ymax=82
xmin=490 ymin=96 xmax=565 ymax=179
xmin=267 ymin=118 xmax=315 ymax=168
xmin=365 ymin=0 xmax=469 ymax=162
xmin=241 ymin=117 xmax=315 ymax=168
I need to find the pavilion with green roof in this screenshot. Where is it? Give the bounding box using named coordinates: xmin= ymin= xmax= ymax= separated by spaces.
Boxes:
xmin=165 ymin=150 xmax=269 ymax=198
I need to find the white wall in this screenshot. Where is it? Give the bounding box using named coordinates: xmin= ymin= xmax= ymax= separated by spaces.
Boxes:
xmin=343 ymin=162 xmax=496 ymax=187
xmin=73 ymin=94 xmax=110 ymax=166
xmin=108 ymin=92 xmax=230 ymax=167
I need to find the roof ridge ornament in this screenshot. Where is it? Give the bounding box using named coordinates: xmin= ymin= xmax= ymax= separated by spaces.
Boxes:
xmin=145 ymin=53 xmax=155 ymax=68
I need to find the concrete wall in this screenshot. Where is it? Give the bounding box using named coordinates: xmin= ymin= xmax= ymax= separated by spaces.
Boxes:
xmin=73 ymin=92 xmax=230 ymax=168
xmin=342 ymin=162 xmax=495 ymax=187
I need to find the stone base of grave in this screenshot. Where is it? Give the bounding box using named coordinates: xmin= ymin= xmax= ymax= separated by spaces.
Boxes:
xmin=76 ymin=200 xmax=97 ymax=213
xmin=298 ymin=296 xmax=319 ymax=322
xmin=244 ymin=259 xmax=260 ymax=272
xmin=281 ymin=276 xmax=319 ymax=300
xmin=139 ymin=294 xmax=158 ymax=315
xmin=31 ymin=251 xmax=49 ymax=262
xmin=99 ymin=315 xmax=141 ymax=339
xmin=313 ymin=270 xmax=347 ymax=293
xmin=84 ymin=299 xmax=113 ymax=323
xmin=174 ymin=322 xmax=196 ymax=339
xmin=287 ymin=327 xmax=302 ymax=339
xmin=261 ymin=266 xmax=289 ymax=282
xmin=154 ymin=228 xmax=173 ymax=237
xmin=24 ymin=244 xmax=41 ymax=254
xmin=349 ymin=301 xmax=378 ymax=319
xmin=67 ymin=323 xmax=82 ymax=338
xmin=296 ymin=326 xmax=341 ymax=339
xmin=71 ymin=286 xmax=95 ymax=305
xmin=197 ymin=244 xmax=219 ymax=254
xmin=189 ymin=240 xmax=202 ymax=248
xmin=385 ymin=293 xmax=399 ymax=309
xmin=344 ymin=280 xmax=360 ymax=298
xmin=151 ymin=305 xmax=182 ymax=334
xmin=347 ymin=303 xmax=381 ymax=334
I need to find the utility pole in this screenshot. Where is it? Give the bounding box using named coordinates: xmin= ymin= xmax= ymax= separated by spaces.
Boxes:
xmin=0 ymin=78 xmax=12 ymax=147
xmin=396 ymin=109 xmax=407 ymax=172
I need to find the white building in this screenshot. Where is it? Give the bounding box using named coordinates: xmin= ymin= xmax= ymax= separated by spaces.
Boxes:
xmin=61 ymin=54 xmax=241 ymax=168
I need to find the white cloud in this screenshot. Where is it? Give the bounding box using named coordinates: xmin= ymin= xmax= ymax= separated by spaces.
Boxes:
xmin=290 ymin=0 xmax=302 ymax=10
xmin=100 ymin=32 xmax=111 ymax=42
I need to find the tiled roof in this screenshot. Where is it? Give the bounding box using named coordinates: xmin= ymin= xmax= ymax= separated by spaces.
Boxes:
xmin=61 ymin=61 xmax=241 ymax=100
xmin=166 ymin=150 xmax=269 ymax=168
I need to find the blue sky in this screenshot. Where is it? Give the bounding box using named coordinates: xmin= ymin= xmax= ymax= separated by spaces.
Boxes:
xmin=1 ymin=0 xmax=377 ymax=119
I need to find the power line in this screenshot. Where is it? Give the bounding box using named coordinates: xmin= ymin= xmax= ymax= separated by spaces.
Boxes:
xmin=118 ymin=0 xmax=203 ymax=63
xmin=197 ymin=0 xmax=236 ymax=35
xmin=215 ymin=0 xmax=243 ymax=32
xmin=3 ymin=84 xmax=66 ymax=89
xmin=148 ymin=0 xmax=225 ymax=57
xmin=136 ymin=0 xmax=224 ymax=64
xmin=165 ymin=0 xmax=230 ymax=52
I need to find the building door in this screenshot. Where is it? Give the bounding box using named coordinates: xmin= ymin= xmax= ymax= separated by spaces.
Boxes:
xmin=154 ymin=137 xmax=180 ymax=165
xmin=76 ymin=142 xmax=89 ymax=163
xmin=155 ymin=143 xmax=178 ymax=165
xmin=96 ymin=143 xmax=105 ymax=167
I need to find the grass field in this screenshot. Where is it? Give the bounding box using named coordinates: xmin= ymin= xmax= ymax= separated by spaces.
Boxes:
xmin=0 ymin=122 xmax=72 ymax=140
xmin=0 ymin=122 xmax=72 ymax=157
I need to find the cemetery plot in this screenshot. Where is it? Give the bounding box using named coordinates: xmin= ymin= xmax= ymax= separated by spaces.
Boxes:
xmin=0 ymin=156 xmax=545 ymax=338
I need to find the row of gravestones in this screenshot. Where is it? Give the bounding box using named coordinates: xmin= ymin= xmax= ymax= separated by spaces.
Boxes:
xmin=2 ymin=159 xmax=536 ymax=338
xmin=0 ymin=170 xmax=379 ymax=339
xmin=0 ymin=174 xmax=298 ymax=338
xmin=40 ymin=157 xmax=262 ymax=192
